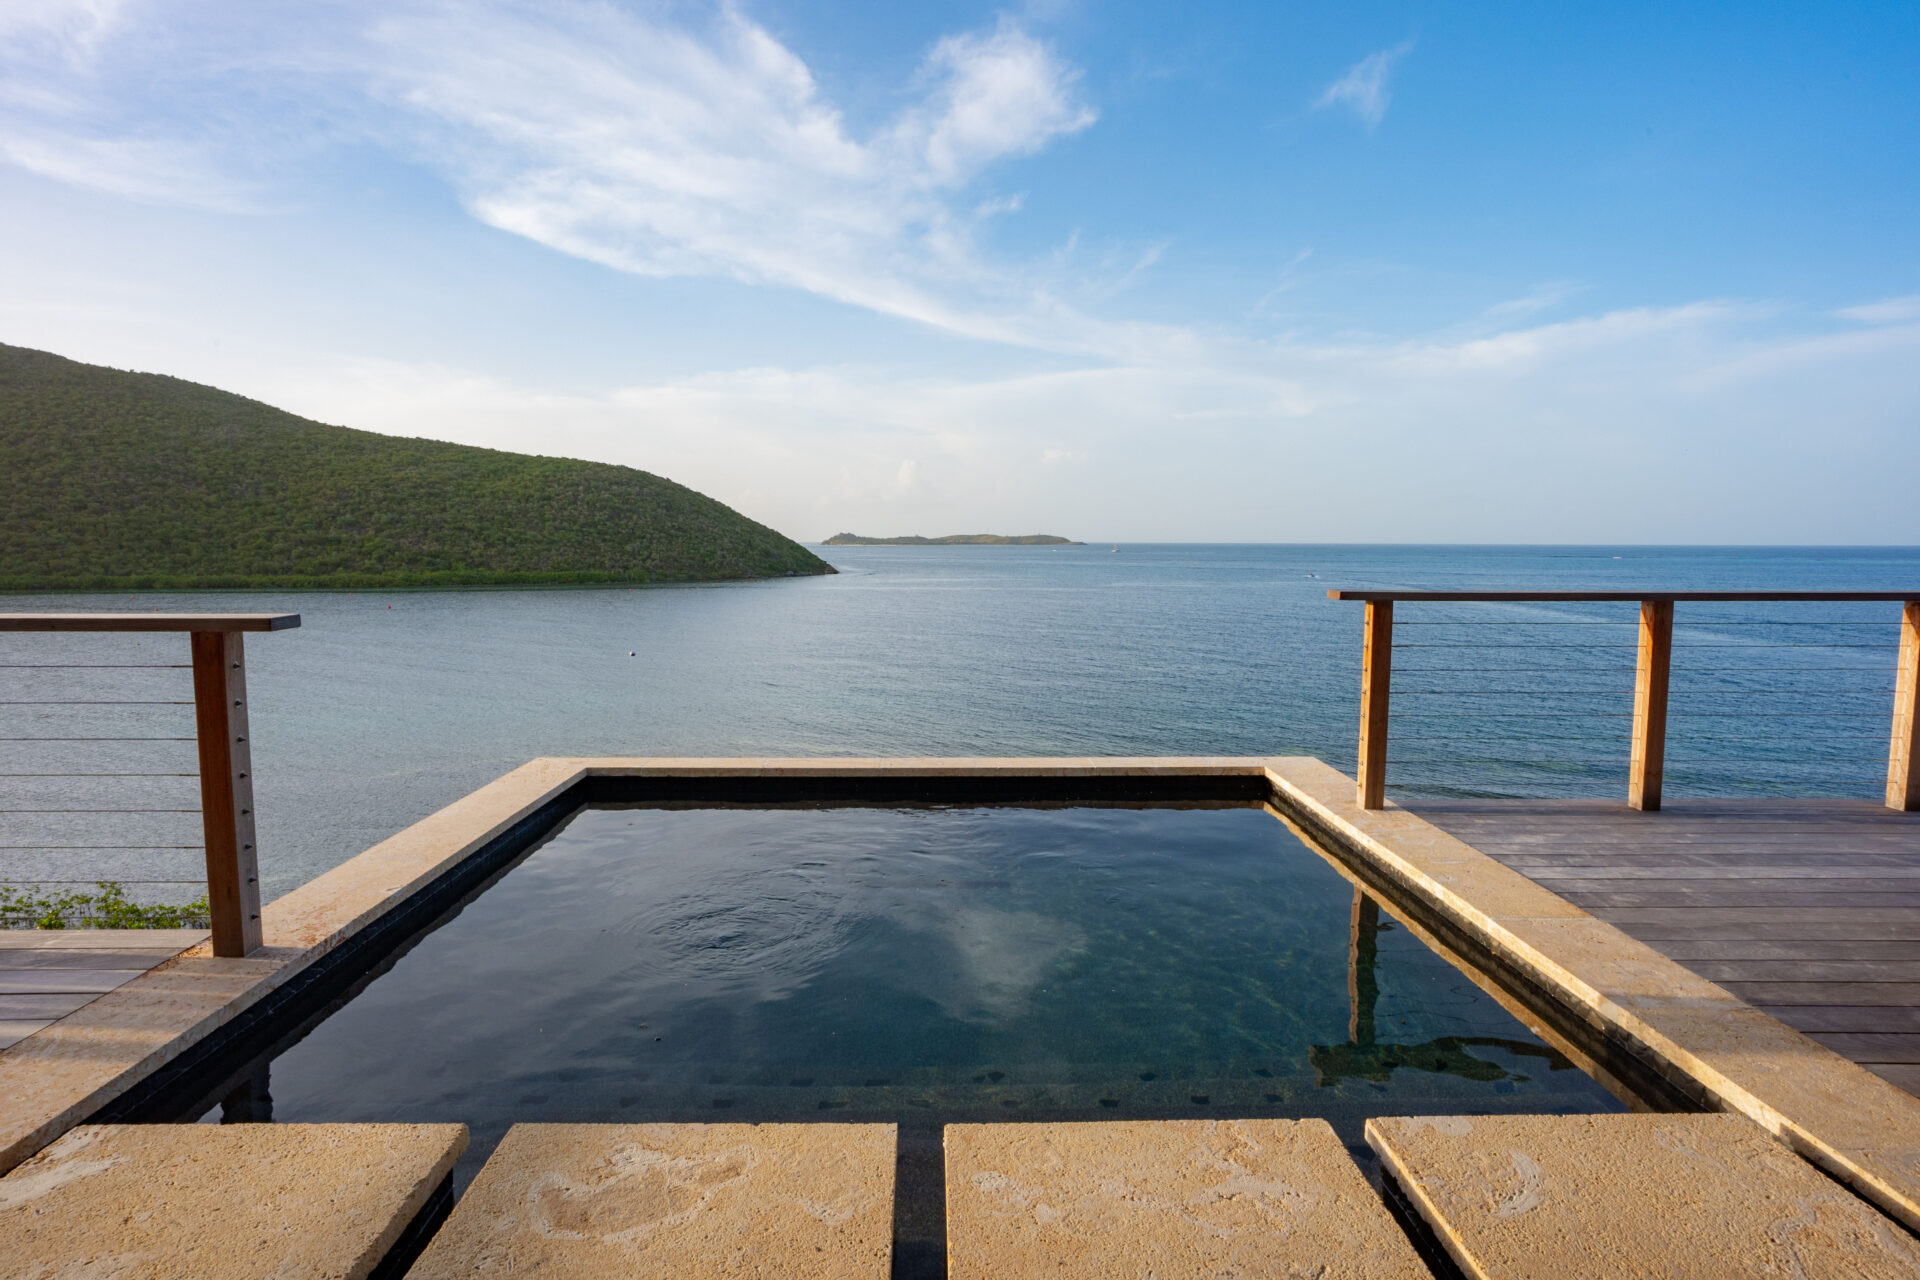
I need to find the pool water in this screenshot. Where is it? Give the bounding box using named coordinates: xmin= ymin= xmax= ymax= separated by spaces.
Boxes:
xmin=206 ymin=805 xmax=1626 ymax=1182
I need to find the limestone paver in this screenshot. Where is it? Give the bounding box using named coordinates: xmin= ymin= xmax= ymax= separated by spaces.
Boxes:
xmin=0 ymin=1122 xmax=466 ymax=1280
xmin=407 ymin=1122 xmax=896 ymax=1279
xmin=945 ymin=1119 xmax=1431 ymax=1279
xmin=1368 ymin=1113 xmax=1920 ymax=1279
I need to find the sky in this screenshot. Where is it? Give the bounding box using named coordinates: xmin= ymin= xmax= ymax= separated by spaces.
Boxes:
xmin=2 ymin=0 xmax=1917 ymax=544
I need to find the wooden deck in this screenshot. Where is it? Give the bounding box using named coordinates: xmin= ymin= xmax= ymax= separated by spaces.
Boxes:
xmin=0 ymin=930 xmax=206 ymax=1050
xmin=1407 ymin=797 xmax=1920 ymax=1096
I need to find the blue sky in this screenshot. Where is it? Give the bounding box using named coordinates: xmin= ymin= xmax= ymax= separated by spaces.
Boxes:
xmin=3 ymin=0 xmax=1917 ymax=542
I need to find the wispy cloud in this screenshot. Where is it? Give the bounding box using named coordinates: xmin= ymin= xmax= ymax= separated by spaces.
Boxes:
xmin=0 ymin=129 xmax=267 ymax=212
xmin=372 ymin=5 xmax=1097 ymax=342
xmin=0 ymin=1 xmax=1119 ymax=345
xmin=246 ymin=296 xmax=1915 ymax=541
xmin=1314 ymin=41 xmax=1413 ymax=128
xmin=9 ymin=276 xmax=1916 ymax=542
xmin=1837 ymin=296 xmax=1920 ymax=325
xmin=0 ymin=0 xmax=126 ymax=55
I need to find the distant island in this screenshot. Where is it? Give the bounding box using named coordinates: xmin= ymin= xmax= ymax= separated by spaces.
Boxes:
xmin=0 ymin=343 xmax=833 ymax=589
xmin=824 ymin=533 xmax=1084 ymax=546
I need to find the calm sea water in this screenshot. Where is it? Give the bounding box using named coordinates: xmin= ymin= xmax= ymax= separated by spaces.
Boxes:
xmin=2 ymin=543 xmax=1917 ymax=901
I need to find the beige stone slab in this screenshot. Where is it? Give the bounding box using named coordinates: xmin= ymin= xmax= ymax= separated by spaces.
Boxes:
xmin=945 ymin=1119 xmax=1430 ymax=1279
xmin=0 ymin=1122 xmax=465 ymax=1280
xmin=558 ymin=755 xmax=1276 ymax=778
xmin=408 ymin=1122 xmax=895 ymax=1279
xmin=1264 ymin=756 xmax=1920 ymax=1233
xmin=1368 ymin=1113 xmax=1920 ymax=1280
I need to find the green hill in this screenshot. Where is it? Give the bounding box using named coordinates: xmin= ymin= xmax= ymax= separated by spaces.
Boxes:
xmin=824 ymin=533 xmax=1082 ymax=546
xmin=0 ymin=344 xmax=833 ymax=589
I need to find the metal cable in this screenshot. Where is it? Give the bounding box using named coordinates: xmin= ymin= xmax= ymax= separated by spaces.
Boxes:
xmin=0 ymin=844 xmax=203 ymax=850
xmin=1394 ymin=689 xmax=1890 ymax=697
xmin=1 ymin=878 xmax=206 ymax=884
xmin=1390 ymin=617 xmax=1896 ymax=621
xmin=1395 ymin=690 xmax=1633 ymax=696
xmin=1391 ymin=734 xmax=1878 ymax=742
xmin=1391 ymin=712 xmax=1637 ymax=718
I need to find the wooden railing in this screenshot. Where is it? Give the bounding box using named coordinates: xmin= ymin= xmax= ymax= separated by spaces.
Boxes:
xmin=1328 ymin=591 xmax=1920 ymax=813
xmin=0 ymin=614 xmax=300 ymax=954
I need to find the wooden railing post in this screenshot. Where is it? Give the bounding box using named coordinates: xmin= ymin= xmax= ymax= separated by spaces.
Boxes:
xmin=1629 ymin=600 xmax=1673 ymax=812
xmin=1889 ymin=600 xmax=1920 ymax=812
xmin=1357 ymin=600 xmax=1393 ymax=809
xmin=191 ymin=630 xmax=263 ymax=956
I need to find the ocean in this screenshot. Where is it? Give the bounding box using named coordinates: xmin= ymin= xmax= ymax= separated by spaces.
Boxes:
xmin=3 ymin=543 xmax=1917 ymax=901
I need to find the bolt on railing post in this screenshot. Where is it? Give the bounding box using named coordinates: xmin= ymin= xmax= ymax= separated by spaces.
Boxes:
xmin=1889 ymin=600 xmax=1920 ymax=812
xmin=1357 ymin=599 xmax=1393 ymax=809
xmin=190 ymin=630 xmax=263 ymax=956
xmin=1628 ymin=600 xmax=1673 ymax=812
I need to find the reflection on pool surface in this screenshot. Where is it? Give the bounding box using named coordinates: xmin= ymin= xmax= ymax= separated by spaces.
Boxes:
xmin=212 ymin=806 xmax=1626 ymax=1178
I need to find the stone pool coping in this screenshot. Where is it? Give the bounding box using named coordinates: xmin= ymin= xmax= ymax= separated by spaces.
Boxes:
xmin=1 ymin=755 xmax=1916 ymax=1235
xmin=1266 ymin=757 xmax=1920 ymax=1233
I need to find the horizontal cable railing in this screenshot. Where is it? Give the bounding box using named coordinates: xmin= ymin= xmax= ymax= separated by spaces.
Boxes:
xmin=1327 ymin=591 xmax=1920 ymax=812
xmin=0 ymin=614 xmax=300 ymax=954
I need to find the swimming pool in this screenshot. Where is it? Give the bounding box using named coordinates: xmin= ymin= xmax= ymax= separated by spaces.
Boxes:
xmin=181 ymin=803 xmax=1626 ymax=1179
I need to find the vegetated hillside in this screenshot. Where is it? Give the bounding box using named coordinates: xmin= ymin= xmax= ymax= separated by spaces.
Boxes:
xmin=824 ymin=533 xmax=1082 ymax=545
xmin=0 ymin=344 xmax=833 ymax=589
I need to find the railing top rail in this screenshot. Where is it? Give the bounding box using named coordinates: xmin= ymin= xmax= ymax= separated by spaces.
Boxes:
xmin=1328 ymin=590 xmax=1919 ymax=603
xmin=0 ymin=613 xmax=301 ymax=632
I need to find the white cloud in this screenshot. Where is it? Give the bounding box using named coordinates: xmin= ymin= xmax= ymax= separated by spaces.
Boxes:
xmin=0 ymin=0 xmax=126 ymax=53
xmin=905 ymin=20 xmax=1097 ymax=186
xmin=7 ymin=280 xmax=1917 ymax=543
xmin=367 ymin=3 xmax=1097 ymax=343
xmin=1314 ymin=41 xmax=1413 ymax=128
xmin=1837 ymin=296 xmax=1920 ymax=325
xmin=0 ymin=0 xmax=1113 ymax=345
xmin=0 ymin=129 xmax=264 ymax=211
xmin=70 ymin=293 xmax=1879 ymax=544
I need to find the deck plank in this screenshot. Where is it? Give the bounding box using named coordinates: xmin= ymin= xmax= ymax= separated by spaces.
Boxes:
xmin=1684 ymin=960 xmax=1920 ymax=983
xmin=0 ymin=1021 xmax=50 ymax=1050
xmin=0 ymin=948 xmax=186 ymax=971
xmin=1410 ymin=798 xmax=1920 ymax=1083
xmin=0 ymin=994 xmax=98 ymax=1020
xmin=1757 ymin=1006 xmax=1920 ymax=1034
xmin=0 ymin=969 xmax=153 ymax=996
xmin=1647 ymin=940 xmax=1920 ymax=961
